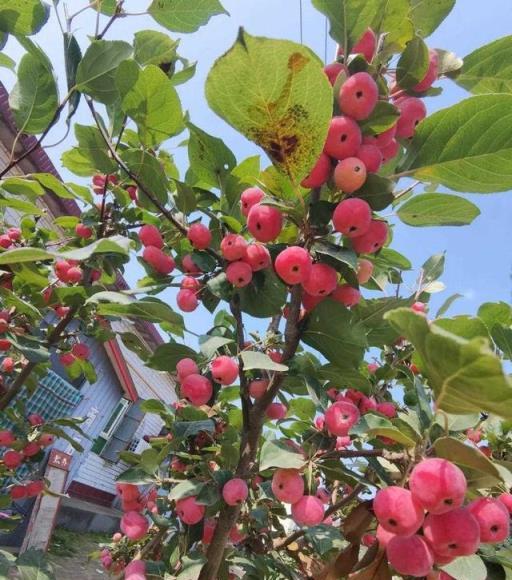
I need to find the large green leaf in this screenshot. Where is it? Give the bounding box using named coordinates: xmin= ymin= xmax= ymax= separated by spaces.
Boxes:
xmin=0 ymin=247 xmax=54 ymax=264
xmin=409 ymin=0 xmax=455 ymax=37
xmin=75 ymin=40 xmax=132 ymax=104
xmin=456 ymin=36 xmax=512 ymax=95
xmin=90 ymin=294 xmax=184 ymax=326
xmin=148 ymin=0 xmax=227 ymax=33
xmin=492 ymin=324 xmax=512 ymax=360
xmin=259 ymin=439 xmax=305 ymax=471
xmin=401 ymin=94 xmax=512 ymax=193
xmin=206 ymin=30 xmax=332 ymax=183
xmin=63 ymin=32 xmax=82 ymax=125
xmin=441 ymin=555 xmax=487 ymax=580
xmin=239 ymin=269 xmax=287 ymax=319
xmin=351 ymin=413 xmax=418 ymax=447
xmin=187 ymin=123 xmax=236 ymax=189
xmin=397 ymin=193 xmax=480 ymax=226
xmin=385 ymin=309 xmax=512 ymax=418
xmin=240 ymin=351 xmax=288 ymax=372
xmin=62 ymin=124 xmax=117 ymax=176
xmin=117 ymin=63 xmax=184 ymax=147
xmin=16 ymin=549 xmax=54 ymax=580
xmin=0 ymin=1 xmax=49 ymax=35
xmin=133 ymin=30 xmax=179 ymax=66
xmin=303 ymin=299 xmax=367 ymax=368
xmin=9 ymin=49 xmax=58 ymax=134
xmin=60 ymin=235 xmax=132 ymax=260
xmin=434 ymin=437 xmax=503 ymax=488
xmin=353 ymin=297 xmax=413 ymax=346
xmin=147 ymin=343 xmax=197 ymax=372
xmin=121 ymin=149 xmax=169 ymax=208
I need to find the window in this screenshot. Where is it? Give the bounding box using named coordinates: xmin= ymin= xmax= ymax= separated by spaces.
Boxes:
xmin=90 ymin=398 xmax=131 ymax=455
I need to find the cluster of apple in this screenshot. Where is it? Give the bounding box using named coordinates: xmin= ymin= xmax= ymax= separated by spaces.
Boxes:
xmin=0 ymin=309 xmax=13 ymax=353
xmin=0 ymin=226 xmax=22 ymax=250
xmin=59 ymin=342 xmax=90 ymax=368
xmin=0 ymin=414 xmax=55 ymax=500
xmin=370 ymin=458 xmax=512 ymax=577
xmin=92 ymin=173 xmax=137 ymax=203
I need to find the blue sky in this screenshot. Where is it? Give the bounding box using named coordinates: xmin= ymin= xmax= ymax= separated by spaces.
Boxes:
xmin=2 ymin=0 xmax=512 ymax=340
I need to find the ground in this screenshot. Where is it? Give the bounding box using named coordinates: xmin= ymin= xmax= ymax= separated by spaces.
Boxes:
xmin=48 ymin=527 xmax=110 ymax=579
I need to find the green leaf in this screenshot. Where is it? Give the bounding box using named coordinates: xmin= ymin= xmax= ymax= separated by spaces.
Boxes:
xmin=0 ymin=247 xmax=54 ymax=265
xmin=116 ymin=467 xmax=157 ymax=485
xmin=0 ymin=53 xmax=15 ymax=70
xmin=433 ymin=437 xmax=503 ymax=488
xmin=409 ymin=0 xmax=455 ymax=37
xmin=0 ymin=1 xmax=49 ymax=35
xmin=16 ymin=548 xmax=54 ymax=580
xmin=456 ymin=36 xmax=512 ymax=95
xmin=312 ymin=241 xmax=357 ymax=279
xmin=354 ymin=174 xmax=395 ymax=211
xmin=259 ymin=439 xmax=305 ymax=472
xmin=63 ymin=32 xmax=82 ymax=125
xmin=9 ymin=50 xmax=58 ymax=134
xmin=117 ymin=63 xmax=184 ymax=147
xmin=354 ymin=296 xmax=413 ymax=346
xmin=92 ymin=295 xmax=183 ymax=326
xmin=198 ymin=335 xmax=233 ymax=358
xmin=397 ymin=193 xmax=480 ymax=227
xmin=92 ymin=0 xmax=118 ymax=15
xmin=435 ymin=316 xmax=489 ymax=340
xmin=303 ymin=299 xmax=367 ymax=368
xmin=441 ymin=555 xmax=487 ymax=580
xmin=359 ymin=101 xmax=401 ymax=136
xmin=62 ymin=124 xmax=117 ymax=176
xmin=435 ymin=293 xmax=463 ymax=318
xmin=385 ymin=309 xmax=512 ymax=419
xmin=31 ymin=173 xmax=77 ymax=200
xmin=121 ymin=149 xmax=169 ymax=208
xmin=148 ymin=0 xmax=227 ymax=33
xmin=352 ymin=413 xmax=418 ymax=447
xmin=173 ymin=419 xmax=215 ymax=438
xmin=492 ymin=324 xmax=512 ymax=360
xmin=0 ymin=197 xmax=43 ymax=216
xmin=75 ymin=40 xmax=132 ymax=104
xmin=148 ymin=343 xmax=197 ymax=372
xmin=401 ymin=94 xmax=512 ymax=193
xmin=478 ymin=302 xmax=512 ymax=328
xmin=421 ymin=252 xmax=445 ymax=284
xmin=177 ymin=554 xmax=207 ymax=580
xmin=134 ymin=30 xmax=178 ymax=66
xmin=1 ymin=176 xmax=45 ymax=196
xmin=396 ymin=36 xmax=429 ymax=89
xmin=206 ymin=29 xmax=332 ymax=183
xmin=168 ymin=480 xmax=205 ymax=502
xmin=435 ymin=48 xmax=464 ymax=78
xmin=239 ymin=269 xmax=287 ymax=319
xmin=187 ymin=123 xmax=236 ymax=189
xmin=240 ymin=351 xmax=288 ymax=372
xmin=60 ymin=235 xmax=132 ymax=260
xmin=288 ymin=398 xmax=316 ymax=421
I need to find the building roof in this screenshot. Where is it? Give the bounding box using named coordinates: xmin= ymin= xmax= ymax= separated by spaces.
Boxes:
xmin=0 ymin=82 xmax=171 ymax=401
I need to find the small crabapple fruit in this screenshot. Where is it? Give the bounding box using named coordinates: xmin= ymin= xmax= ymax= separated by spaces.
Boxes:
xmin=181 ymin=276 xmax=200 ymax=291
xmin=499 ymin=492 xmax=512 ymax=513
xmin=350 ymin=28 xmax=376 ymax=61
xmin=222 ymin=478 xmax=248 ymax=506
xmin=395 ymin=97 xmax=427 ymax=139
xmin=72 ymin=343 xmax=90 ymax=360
xmin=240 ymin=187 xmax=264 ymax=217
xmin=302 ymin=263 xmax=338 ymax=297
xmin=302 ymin=292 xmax=325 ymax=311
xmin=0 ymin=338 xmax=11 ymax=351
xmin=221 ymin=234 xmax=248 ymax=261
xmin=356 ymin=144 xmax=383 ymax=173
xmin=28 ymin=413 xmax=44 ymax=427
xmin=1 ymin=357 xmax=14 ymax=373
xmin=23 ymin=442 xmax=41 ymax=457
xmin=357 ymin=258 xmax=374 ymax=284
xmin=316 ymin=487 xmax=330 ymax=504
xmin=376 ymin=524 xmax=395 ymax=548
xmin=301 ymin=153 xmax=331 ymax=188
xmin=75 ymin=223 xmax=93 ymax=239
xmin=181 ymin=374 xmax=213 ymax=406
xmin=331 ymin=284 xmax=361 ymax=307
xmin=332 ymin=198 xmax=372 ymax=238
xmin=60 ymin=352 xmax=75 ymax=367
xmin=202 ymin=519 xmax=216 ymax=544
xmin=26 ymin=480 xmax=45 ymax=497
xmin=66 ymin=266 xmax=83 ymax=284
xmin=324 ymin=401 xmax=360 ymax=436
xmin=266 ymin=402 xmax=287 ymax=420
xmin=176 ymin=496 xmax=205 ymax=525
xmin=211 ymin=356 xmax=238 ymax=385
xmin=0 ymin=235 xmax=12 ymax=249
xmin=338 ymin=72 xmax=378 ymax=120
xmin=243 ymin=243 xmax=271 ymax=271
xmin=380 ymin=139 xmax=400 ymax=163
xmin=334 ymin=157 xmax=367 ymax=193
xmin=176 ymin=289 xmax=199 ymax=312
xmin=324 ymin=116 xmax=362 ymax=160
xmin=142 ymin=246 xmax=175 ymax=275
xmin=226 ymin=261 xmax=253 ymax=288
xmin=466 ymin=428 xmax=482 ymax=443
xmin=351 ymin=220 xmax=388 ymax=254
xmin=187 ymin=223 xmax=212 ymax=250
xmin=373 ymin=486 xmax=424 ymax=536
xmin=176 ymin=358 xmax=199 ymax=382
xmin=409 ymin=458 xmax=467 ymax=514
xmin=364 ymin=125 xmax=397 ymax=148
xmin=387 ymin=535 xmax=434 ymax=578
xmin=411 ymin=301 xmax=426 ymax=313
xmin=324 ymin=62 xmax=344 ymax=86
xmin=414 ymin=50 xmax=439 ymax=93
xmin=182 ymin=254 xmax=201 ymax=276
xmin=376 ymin=402 xmax=397 ymax=418
xmin=272 ymin=469 xmax=304 ymax=504
xmin=0 ymin=430 xmax=15 ymax=446
xmin=422 ymin=508 xmax=480 ymax=557
xmin=139 ymin=224 xmax=163 ymax=249
xmin=248 ymin=379 xmax=269 ymax=399
xmin=467 ymin=497 xmax=510 ymax=543
xmin=247 ymin=205 xmax=283 ymax=242
xmin=7 ymin=227 xmax=21 ymax=241
xmin=3 ymin=450 xmax=23 ymax=469
xmin=120 ymin=511 xmax=149 ymax=541
xmin=275 ymin=246 xmax=312 ymax=285
xmin=360 ymin=395 xmax=377 ymax=414
xmin=38 ymin=433 xmax=55 ymax=447
xmin=10 ymin=485 xmax=27 ymax=500
xmin=291 ymin=496 xmax=325 ymax=526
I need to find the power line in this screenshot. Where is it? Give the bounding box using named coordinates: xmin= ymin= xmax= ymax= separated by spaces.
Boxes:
xmin=299 ymin=0 xmax=303 ymax=44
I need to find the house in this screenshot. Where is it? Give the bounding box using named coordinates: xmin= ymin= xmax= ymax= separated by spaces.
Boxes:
xmin=0 ymin=82 xmax=177 ymax=534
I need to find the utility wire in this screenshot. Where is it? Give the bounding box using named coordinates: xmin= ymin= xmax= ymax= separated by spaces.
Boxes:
xmin=299 ymin=0 xmax=303 ymax=44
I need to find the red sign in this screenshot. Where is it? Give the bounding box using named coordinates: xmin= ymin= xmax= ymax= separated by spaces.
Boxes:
xmin=48 ymin=449 xmax=72 ymax=471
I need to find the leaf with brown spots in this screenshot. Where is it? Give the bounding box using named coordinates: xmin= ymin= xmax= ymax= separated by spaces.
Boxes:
xmin=206 ymin=29 xmax=332 ymax=184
